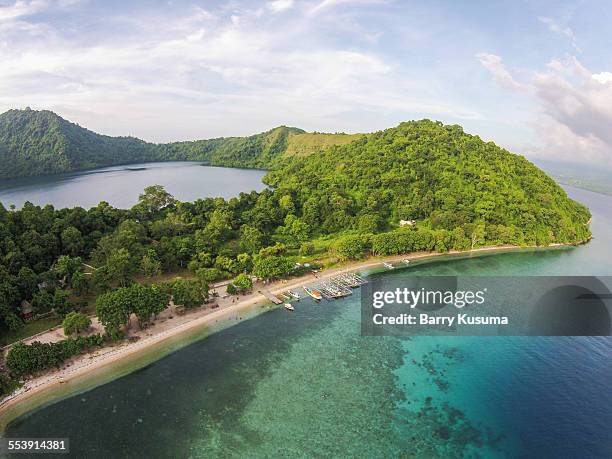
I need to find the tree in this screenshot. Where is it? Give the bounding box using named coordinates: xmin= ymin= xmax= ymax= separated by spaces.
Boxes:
xmin=96 ymin=289 xmax=132 ymax=340
xmin=61 ymin=226 xmax=84 ymax=256
xmin=252 ymin=256 xmax=295 ymax=280
xmin=299 ymin=242 xmax=315 ymax=256
xmin=215 ymin=255 xmax=240 ymax=274
xmin=196 ymin=267 xmax=223 ymax=283
xmin=471 ymin=223 xmax=486 ymax=249
xmin=278 ymin=214 xmax=310 ymax=244
xmin=239 ymin=225 xmax=264 ymax=253
xmin=70 ymin=270 xmax=89 ymax=295
xmin=140 ymin=249 xmax=162 ymax=277
xmin=32 ymin=291 xmax=54 ymax=314
xmin=236 ymin=253 xmax=252 ymax=272
xmin=54 ymin=255 xmax=82 ymax=284
xmin=226 ymin=283 xmax=237 ymax=295
xmin=106 ymin=248 xmax=132 ymax=286
xmin=16 ymin=266 xmax=38 ymax=300
xmin=168 ymin=279 xmax=205 ymax=308
xmin=187 ymin=251 xmax=212 ymax=272
xmin=233 ymin=273 xmax=253 ymax=292
xmin=53 ymin=290 xmax=73 ymax=317
xmin=137 ymin=185 xmax=176 ymax=214
xmin=128 ymin=283 xmax=168 ymax=328
xmin=332 ymin=235 xmax=369 ymax=260
xmin=63 ymin=311 xmax=91 ymax=336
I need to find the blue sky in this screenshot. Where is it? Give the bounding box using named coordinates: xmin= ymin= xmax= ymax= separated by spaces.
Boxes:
xmin=1 ymin=0 xmax=612 ymax=167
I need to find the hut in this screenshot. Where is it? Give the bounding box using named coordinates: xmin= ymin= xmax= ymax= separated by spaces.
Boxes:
xmin=20 ymin=300 xmax=34 ymax=321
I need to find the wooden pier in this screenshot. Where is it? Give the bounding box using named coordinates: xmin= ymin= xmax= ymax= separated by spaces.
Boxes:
xmin=259 ymin=289 xmax=283 ymax=305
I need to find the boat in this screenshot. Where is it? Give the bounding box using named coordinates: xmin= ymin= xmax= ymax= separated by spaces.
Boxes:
xmin=402 ymin=259 xmax=411 ymax=265
xmin=288 ymin=290 xmax=300 ymax=300
xmin=383 ymin=262 xmax=394 ymax=269
xmin=303 ymin=286 xmax=323 ymax=301
xmin=284 ymin=303 xmax=294 ymax=311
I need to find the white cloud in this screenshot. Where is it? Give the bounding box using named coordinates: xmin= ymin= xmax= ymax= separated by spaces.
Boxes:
xmin=0 ymin=2 xmax=482 ymax=142
xmin=0 ymin=0 xmax=47 ymax=22
xmin=479 ymin=52 xmax=612 ymax=166
xmin=538 ymin=16 xmax=580 ymax=51
xmin=268 ymin=0 xmax=294 ymax=13
xmin=476 ymin=53 xmax=529 ymax=93
xmin=592 ymin=72 xmax=612 ymax=84
xmin=308 ymin=0 xmax=386 ymax=16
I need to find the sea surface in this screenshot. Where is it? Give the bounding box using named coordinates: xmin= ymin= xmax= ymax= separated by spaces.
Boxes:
xmin=0 ymin=162 xmax=267 ymax=209
xmin=4 ymin=186 xmax=612 ymax=458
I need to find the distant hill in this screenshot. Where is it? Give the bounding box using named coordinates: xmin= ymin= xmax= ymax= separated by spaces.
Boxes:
xmin=160 ymin=126 xmax=309 ymax=169
xmin=0 ymin=109 xmax=154 ymax=178
xmin=0 ymin=109 xmax=356 ymax=179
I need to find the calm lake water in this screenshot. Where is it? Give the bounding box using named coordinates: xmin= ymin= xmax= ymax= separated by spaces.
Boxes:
xmin=5 ymin=186 xmax=612 ymax=458
xmin=0 ymin=162 xmax=267 ymax=209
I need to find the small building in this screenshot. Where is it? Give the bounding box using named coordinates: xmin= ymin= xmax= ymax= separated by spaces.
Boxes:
xmin=399 ymin=219 xmax=416 ymax=227
xmin=20 ymin=300 xmax=34 ymax=321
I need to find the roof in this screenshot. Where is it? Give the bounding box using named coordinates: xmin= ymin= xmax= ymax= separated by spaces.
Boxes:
xmin=20 ymin=300 xmax=33 ymax=314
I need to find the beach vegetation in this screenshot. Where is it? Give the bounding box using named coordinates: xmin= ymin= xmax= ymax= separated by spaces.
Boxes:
xmin=62 ymin=312 xmax=91 ymax=336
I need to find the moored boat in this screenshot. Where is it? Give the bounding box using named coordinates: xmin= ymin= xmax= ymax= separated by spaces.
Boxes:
xmin=303 ymin=286 xmax=323 ymax=301
xmin=284 ymin=303 xmax=294 ymax=311
xmin=383 ymin=262 xmax=394 ymax=269
xmin=288 ymin=290 xmax=300 ymax=299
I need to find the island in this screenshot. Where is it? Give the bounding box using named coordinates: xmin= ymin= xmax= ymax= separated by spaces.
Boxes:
xmin=0 ymin=111 xmax=592 ymax=420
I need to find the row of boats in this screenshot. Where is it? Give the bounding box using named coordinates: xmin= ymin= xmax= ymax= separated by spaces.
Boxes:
xmin=283 ymin=262 xmax=409 ymax=310
xmin=302 ymin=272 xmax=368 ymax=301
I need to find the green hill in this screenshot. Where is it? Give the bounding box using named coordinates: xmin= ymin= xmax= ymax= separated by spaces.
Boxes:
xmin=161 ymin=126 xmax=308 ymax=168
xmin=0 ymin=109 xmax=355 ymax=179
xmin=265 ymin=120 xmax=591 ymax=246
xmin=0 ymin=108 xmax=154 ymax=178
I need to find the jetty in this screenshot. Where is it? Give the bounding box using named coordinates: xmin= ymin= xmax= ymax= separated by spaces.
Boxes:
xmin=259 ymin=289 xmax=283 ymax=305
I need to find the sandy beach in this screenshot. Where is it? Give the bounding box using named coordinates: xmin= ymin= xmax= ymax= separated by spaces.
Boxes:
xmin=0 ymin=243 xmax=574 ymax=427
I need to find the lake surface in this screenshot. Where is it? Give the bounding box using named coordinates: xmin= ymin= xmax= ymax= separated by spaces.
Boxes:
xmin=0 ymin=162 xmax=267 ymax=209
xmin=5 ymin=186 xmax=612 ymax=458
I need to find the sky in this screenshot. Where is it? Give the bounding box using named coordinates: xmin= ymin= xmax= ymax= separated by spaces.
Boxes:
xmin=1 ymin=0 xmax=612 ymax=168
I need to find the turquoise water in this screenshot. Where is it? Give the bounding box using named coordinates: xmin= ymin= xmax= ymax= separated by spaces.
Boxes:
xmin=0 ymin=162 xmax=267 ymax=209
xmin=5 ymin=185 xmax=612 ymax=458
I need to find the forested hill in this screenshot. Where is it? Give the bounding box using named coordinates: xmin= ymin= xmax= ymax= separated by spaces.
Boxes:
xmin=0 ymin=109 xmax=153 ymax=178
xmin=0 ymin=108 xmax=357 ymax=179
xmin=265 ymin=120 xmax=592 ymax=246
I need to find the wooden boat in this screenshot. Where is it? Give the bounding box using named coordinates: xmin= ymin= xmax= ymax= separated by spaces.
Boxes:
xmin=383 ymin=262 xmax=394 ymax=270
xmin=303 ymin=286 xmax=323 ymax=301
xmin=284 ymin=303 xmax=294 ymax=311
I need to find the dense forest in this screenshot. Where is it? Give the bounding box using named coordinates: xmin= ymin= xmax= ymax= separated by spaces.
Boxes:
xmin=0 ymin=117 xmax=591 ymax=393
xmin=0 ymin=108 xmax=353 ymax=179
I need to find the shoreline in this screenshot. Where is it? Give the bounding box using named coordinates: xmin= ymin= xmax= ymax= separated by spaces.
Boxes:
xmin=0 ymin=242 xmax=576 ymax=430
